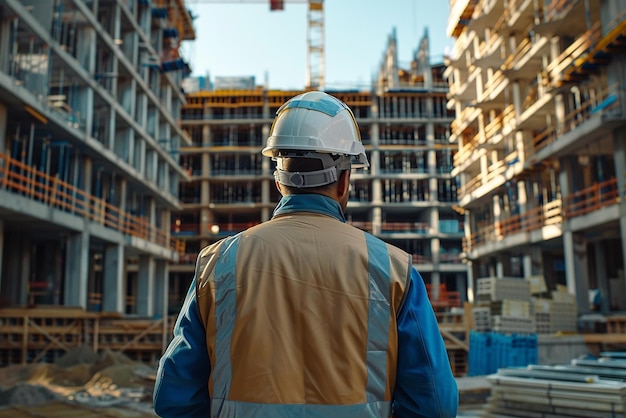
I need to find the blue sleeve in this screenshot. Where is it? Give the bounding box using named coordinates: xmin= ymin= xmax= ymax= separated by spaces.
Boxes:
xmin=393 ymin=268 xmax=459 ymax=418
xmin=153 ymin=278 xmax=212 ymax=417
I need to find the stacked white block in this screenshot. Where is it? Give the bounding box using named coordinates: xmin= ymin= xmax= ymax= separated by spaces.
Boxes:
xmin=533 ymin=297 xmax=578 ymax=334
xmin=472 ymin=307 xmax=491 ymax=332
xmin=492 ymin=315 xmax=536 ymax=334
xmin=476 ymin=277 xmax=531 ymax=302
xmin=475 ymin=278 xmax=534 ymax=334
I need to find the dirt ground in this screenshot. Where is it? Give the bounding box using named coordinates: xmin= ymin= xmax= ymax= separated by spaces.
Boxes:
xmin=0 ymin=348 xmax=490 ymax=417
xmin=0 ymin=346 xmax=158 ymax=417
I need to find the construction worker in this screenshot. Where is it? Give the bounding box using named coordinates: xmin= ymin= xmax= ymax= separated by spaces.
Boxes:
xmin=153 ymin=91 xmax=458 ymax=417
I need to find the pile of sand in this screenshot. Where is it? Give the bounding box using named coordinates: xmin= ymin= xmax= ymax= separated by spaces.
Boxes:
xmin=0 ymin=345 xmax=156 ymax=410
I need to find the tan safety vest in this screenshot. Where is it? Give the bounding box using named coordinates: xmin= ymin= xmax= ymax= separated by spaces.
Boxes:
xmin=195 ymin=212 xmax=411 ymax=417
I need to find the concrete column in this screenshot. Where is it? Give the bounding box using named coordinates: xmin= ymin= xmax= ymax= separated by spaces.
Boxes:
xmin=431 ymin=271 xmax=441 ymax=302
xmin=0 ymin=16 xmax=11 ymax=73
xmin=137 ymin=255 xmax=155 ymax=316
xmin=523 ymin=251 xmax=532 ymax=279
xmin=102 ymin=244 xmax=125 ymax=313
xmin=154 ymin=259 xmax=168 ymax=318
xmin=371 ymin=121 xmax=382 ymax=235
xmin=110 ymin=4 xmax=121 ymax=99
xmin=431 ymin=218 xmax=441 ymax=300
xmin=613 ymin=130 xmax=626 ymax=277
xmin=563 ymin=231 xmax=590 ymax=314
xmin=76 ymin=26 xmax=96 ymax=135
xmin=493 ymin=194 xmax=502 ymax=238
xmin=517 ymin=179 xmax=527 ymax=214
xmin=0 ymin=102 xmax=8 ymax=294
xmin=0 ymin=103 xmax=7 ymax=153
xmin=512 ymin=81 xmax=522 ymax=119
xmin=3 ymin=235 xmax=31 ymax=305
xmin=480 ymin=154 xmax=489 ymax=185
xmin=19 ymin=237 xmax=30 ymax=305
xmin=466 ymin=260 xmax=475 ymax=303
xmin=119 ymin=177 xmax=127 ymax=214
xmin=496 ymin=260 xmax=504 ymax=278
xmin=0 ymin=220 xmax=4 ymax=296
xmin=594 ymin=242 xmax=609 ymax=314
xmin=455 ymin=273 xmax=467 ymax=303
xmin=64 ymin=230 xmax=90 ymax=308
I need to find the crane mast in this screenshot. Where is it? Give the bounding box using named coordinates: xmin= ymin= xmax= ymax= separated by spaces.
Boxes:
xmin=306 ymin=0 xmax=324 ymax=90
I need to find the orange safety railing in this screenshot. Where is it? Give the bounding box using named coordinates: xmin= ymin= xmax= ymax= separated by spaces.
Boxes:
xmin=349 ymin=221 xmax=373 ymax=232
xmin=412 ymin=254 xmax=433 ymax=264
xmin=498 ymin=199 xmax=563 ymax=237
xmin=458 ymin=151 xmax=519 ymax=198
xmin=467 ymin=199 xmax=563 ymax=251
xmin=0 ymin=152 xmax=181 ymax=252
xmin=382 ymin=222 xmax=430 ymax=233
xmin=563 ymin=177 xmax=619 ymax=219
xmin=545 ymin=22 xmax=602 ymax=83
xmin=172 ymin=222 xmax=260 ymax=235
xmin=453 ymin=131 xmax=481 ymax=166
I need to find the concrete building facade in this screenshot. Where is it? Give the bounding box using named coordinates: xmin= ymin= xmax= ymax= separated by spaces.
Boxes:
xmin=171 ymin=30 xmax=467 ymax=311
xmin=0 ymin=0 xmax=194 ymax=316
xmin=446 ymin=0 xmax=626 ymax=314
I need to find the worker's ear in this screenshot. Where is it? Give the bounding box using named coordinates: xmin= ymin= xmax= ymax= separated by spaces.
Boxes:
xmin=336 ymin=169 xmax=350 ymax=200
xmin=275 ymin=180 xmax=285 ymax=196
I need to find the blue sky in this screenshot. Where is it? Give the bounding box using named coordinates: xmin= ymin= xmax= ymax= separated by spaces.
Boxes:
xmin=182 ymin=0 xmax=453 ymax=90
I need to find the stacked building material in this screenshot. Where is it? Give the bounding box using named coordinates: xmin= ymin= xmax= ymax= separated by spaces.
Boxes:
xmin=532 ymin=297 xmax=578 ymax=334
xmin=478 ymin=355 xmax=626 ymax=417
xmin=476 ymin=277 xmax=532 ymax=302
xmin=472 ymin=307 xmax=491 ymax=332
xmin=474 ymin=277 xmax=535 ymax=334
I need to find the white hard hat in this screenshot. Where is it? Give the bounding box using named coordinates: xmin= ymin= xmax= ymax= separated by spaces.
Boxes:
xmin=262 ymin=91 xmax=369 ymax=188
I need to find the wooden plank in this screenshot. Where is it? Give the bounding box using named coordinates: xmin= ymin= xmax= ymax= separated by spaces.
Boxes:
xmin=584 ymin=333 xmax=626 ymax=344
xmin=441 ymin=328 xmax=469 ymax=351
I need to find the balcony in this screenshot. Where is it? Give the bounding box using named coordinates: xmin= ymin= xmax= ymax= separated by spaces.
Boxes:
xmin=467 ymin=199 xmax=563 ymax=251
xmin=475 ymin=34 xmax=503 ymax=68
xmin=532 ymin=84 xmax=621 ymax=152
xmin=468 ymin=0 xmax=504 ymax=31
xmin=543 ymin=0 xmax=581 ymax=22
xmin=458 ymin=151 xmax=519 ymax=199
xmin=507 ymin=0 xmax=535 ymax=32
xmin=502 ymin=36 xmax=549 ymax=79
xmin=484 ymin=105 xmax=515 ymax=141
xmin=563 ymin=178 xmax=619 ymax=219
xmin=381 ymin=221 xmax=430 ymax=234
xmin=451 ymin=106 xmax=481 ymax=139
xmin=453 ymin=131 xmax=482 ymax=171
xmin=0 ymin=152 xmax=180 ymax=252
xmin=479 ymin=70 xmax=508 ymax=104
xmin=545 ymin=22 xmax=602 ymax=86
xmin=448 ymin=67 xmax=480 ymax=102
xmin=498 ymin=199 xmax=563 ymax=237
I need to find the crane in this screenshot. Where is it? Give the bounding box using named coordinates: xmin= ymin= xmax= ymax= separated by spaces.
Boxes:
xmin=186 ymin=0 xmax=325 ymax=89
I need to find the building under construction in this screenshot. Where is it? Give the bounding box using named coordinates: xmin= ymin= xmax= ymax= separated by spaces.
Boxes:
xmin=171 ymin=29 xmax=468 ymax=319
xmin=446 ymin=0 xmax=626 ymax=316
xmin=0 ymin=0 xmax=194 ymax=318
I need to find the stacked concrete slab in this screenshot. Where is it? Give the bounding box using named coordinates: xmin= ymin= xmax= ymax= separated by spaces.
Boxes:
xmin=478 ymin=354 xmax=626 ymax=417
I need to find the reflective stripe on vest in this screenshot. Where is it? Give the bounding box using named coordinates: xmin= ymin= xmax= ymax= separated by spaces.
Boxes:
xmin=211 ymin=232 xmax=393 ymax=417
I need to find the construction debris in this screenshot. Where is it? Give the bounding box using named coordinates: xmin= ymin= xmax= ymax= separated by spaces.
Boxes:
xmin=0 ymin=345 xmax=156 ymax=416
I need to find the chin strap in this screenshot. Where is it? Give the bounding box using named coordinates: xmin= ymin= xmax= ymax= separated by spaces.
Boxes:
xmin=274 ymin=152 xmax=351 ymax=188
xmin=274 ymin=166 xmax=339 ymax=188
